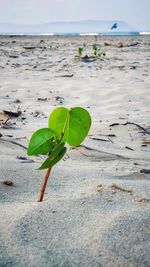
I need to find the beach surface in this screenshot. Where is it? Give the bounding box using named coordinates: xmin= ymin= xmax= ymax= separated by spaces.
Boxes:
xmin=0 ymin=35 xmax=150 ymax=267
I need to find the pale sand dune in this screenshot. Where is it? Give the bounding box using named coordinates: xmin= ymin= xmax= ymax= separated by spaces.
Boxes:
xmin=0 ymin=36 xmax=150 ymax=267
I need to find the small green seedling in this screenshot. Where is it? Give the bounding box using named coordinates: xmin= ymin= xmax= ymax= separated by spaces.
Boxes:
xmin=78 ymin=47 xmax=84 ymax=57
xmin=27 ymin=107 xmax=91 ymax=202
xmin=92 ymin=44 xmax=98 ymax=56
xmin=98 ymin=51 xmax=106 ymax=59
xmin=77 ymin=45 xmax=105 ymax=61
xmin=92 ymin=44 xmax=106 ymax=59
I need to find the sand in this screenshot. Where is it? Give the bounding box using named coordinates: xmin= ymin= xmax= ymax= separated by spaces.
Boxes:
xmin=0 ymin=35 xmax=150 ymax=267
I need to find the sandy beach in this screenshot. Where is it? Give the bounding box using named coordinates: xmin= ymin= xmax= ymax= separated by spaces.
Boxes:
xmin=0 ymin=35 xmax=150 ymax=267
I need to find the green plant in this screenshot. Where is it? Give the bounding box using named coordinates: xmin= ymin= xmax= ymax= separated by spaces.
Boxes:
xmin=98 ymin=51 xmax=106 ymax=59
xmin=92 ymin=44 xmax=98 ymax=56
xmin=27 ymin=107 xmax=91 ymax=202
xmin=92 ymin=44 xmax=106 ymax=59
xmin=78 ymin=47 xmax=83 ymax=57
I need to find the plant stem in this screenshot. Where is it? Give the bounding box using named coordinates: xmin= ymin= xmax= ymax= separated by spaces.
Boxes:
xmin=37 ymin=168 xmax=52 ymax=202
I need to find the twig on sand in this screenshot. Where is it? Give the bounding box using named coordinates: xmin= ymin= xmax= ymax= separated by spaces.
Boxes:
xmin=0 ymin=117 xmax=18 ymax=129
xmin=3 ymin=110 xmax=21 ymax=117
xmin=0 ymin=137 xmax=27 ymax=150
xmin=142 ymin=140 xmax=150 ymax=145
xmin=22 ymin=46 xmax=36 ymax=50
xmin=140 ymin=169 xmax=150 ymax=174
xmin=136 ymin=197 xmax=150 ymax=203
xmin=111 ymin=183 xmax=132 ymax=193
xmin=90 ymin=136 xmax=114 ymax=143
xmin=1 ymin=123 xmax=17 ymax=129
xmin=59 ymin=74 xmax=73 ymax=78
xmin=109 ymin=121 xmax=150 ymax=134
xmin=90 ymin=137 xmax=110 ymax=142
xmin=125 ymin=146 xmax=134 ymax=151
xmin=2 ymin=181 xmax=14 ymax=186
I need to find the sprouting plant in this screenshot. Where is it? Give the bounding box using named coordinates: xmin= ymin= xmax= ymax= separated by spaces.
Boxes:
xmin=27 ymin=107 xmax=91 ymax=202
xmin=92 ymin=44 xmax=98 ymax=56
xmin=78 ymin=47 xmax=83 ymax=57
xmin=98 ymin=51 xmax=106 ymax=59
xmin=92 ymin=44 xmax=106 ymax=59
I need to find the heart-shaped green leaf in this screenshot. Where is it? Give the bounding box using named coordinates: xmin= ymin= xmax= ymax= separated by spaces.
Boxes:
xmin=68 ymin=107 xmax=91 ymax=146
xmin=48 ymin=107 xmax=91 ymax=146
xmin=39 ymin=142 xmax=67 ymax=170
xmin=48 ymin=107 xmax=69 ymax=142
xmin=27 ymin=128 xmax=56 ymax=155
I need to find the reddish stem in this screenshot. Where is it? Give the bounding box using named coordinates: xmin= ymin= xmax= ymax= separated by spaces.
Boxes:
xmin=37 ymin=168 xmax=52 ymax=202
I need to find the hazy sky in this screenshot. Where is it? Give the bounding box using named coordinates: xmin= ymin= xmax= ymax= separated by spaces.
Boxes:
xmin=0 ymin=0 xmax=150 ymax=30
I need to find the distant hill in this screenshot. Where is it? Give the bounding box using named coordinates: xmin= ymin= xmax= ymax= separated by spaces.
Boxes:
xmin=0 ymin=20 xmax=138 ymax=35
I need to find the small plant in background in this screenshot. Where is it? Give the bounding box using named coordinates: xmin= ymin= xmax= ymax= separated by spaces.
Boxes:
xmin=92 ymin=44 xmax=106 ymax=59
xmin=27 ymin=107 xmax=91 ymax=202
xmin=98 ymin=51 xmax=106 ymax=59
xmin=78 ymin=47 xmax=84 ymax=57
xmin=92 ymin=44 xmax=98 ymax=56
xmin=76 ymin=45 xmax=106 ymax=62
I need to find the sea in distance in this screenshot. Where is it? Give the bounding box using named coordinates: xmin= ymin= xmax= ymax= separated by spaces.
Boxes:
xmin=0 ymin=32 xmax=147 ymax=36
xmin=1 ymin=31 xmax=149 ymax=36
xmin=0 ymin=20 xmax=149 ymax=36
